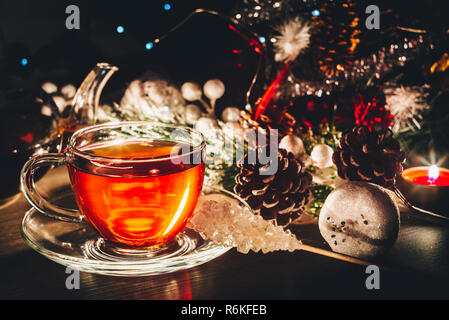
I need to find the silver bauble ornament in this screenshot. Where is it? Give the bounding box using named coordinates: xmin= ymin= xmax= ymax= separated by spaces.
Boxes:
xmin=41 ymin=82 xmax=58 ymax=94
xmin=279 ymin=135 xmax=305 ymax=158
xmin=52 ymin=95 xmax=67 ymax=113
xmin=221 ymin=106 xmax=241 ymax=123
xmin=181 ymin=82 xmax=202 ymax=101
xmin=120 ymin=79 xmax=184 ymax=123
xmin=185 ymin=104 xmax=202 ymax=125
xmin=318 ymin=181 xmax=400 ymax=259
xmin=311 ymin=144 xmax=334 ymax=168
xmin=203 ymin=79 xmax=225 ymax=102
xmin=61 ymin=84 xmax=77 ymax=99
xmin=195 ymin=117 xmax=219 ymax=136
xmin=223 ymin=121 xmax=244 ymax=138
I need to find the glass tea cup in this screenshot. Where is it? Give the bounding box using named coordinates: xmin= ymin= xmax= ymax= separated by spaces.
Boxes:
xmin=21 ymin=121 xmax=206 ymax=249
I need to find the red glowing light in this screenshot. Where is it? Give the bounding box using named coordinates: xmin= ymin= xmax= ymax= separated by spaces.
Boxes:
xmin=352 ymin=94 xmax=394 ymax=128
xmin=20 ymin=133 xmax=34 ymax=144
xmin=253 ymin=63 xmax=290 ymax=121
xmin=402 ymin=166 xmax=449 ymax=187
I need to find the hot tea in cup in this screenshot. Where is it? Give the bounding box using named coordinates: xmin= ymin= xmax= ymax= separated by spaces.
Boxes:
xmin=21 ymin=122 xmax=205 ymax=248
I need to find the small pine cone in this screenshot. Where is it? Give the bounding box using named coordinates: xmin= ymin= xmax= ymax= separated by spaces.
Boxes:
xmin=332 ymin=125 xmax=406 ymax=189
xmin=234 ymin=148 xmax=312 ymax=227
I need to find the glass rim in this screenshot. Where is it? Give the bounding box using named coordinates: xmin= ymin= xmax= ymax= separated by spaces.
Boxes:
xmin=67 ymin=121 xmax=206 ymax=163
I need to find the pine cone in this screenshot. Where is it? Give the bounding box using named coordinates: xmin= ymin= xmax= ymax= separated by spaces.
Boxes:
xmin=332 ymin=125 xmax=405 ymax=188
xmin=234 ymin=148 xmax=312 ymax=227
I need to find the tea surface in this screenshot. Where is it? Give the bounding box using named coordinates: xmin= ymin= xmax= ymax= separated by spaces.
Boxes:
xmin=68 ymin=140 xmax=205 ymax=247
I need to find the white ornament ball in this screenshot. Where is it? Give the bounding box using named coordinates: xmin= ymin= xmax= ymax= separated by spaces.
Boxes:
xmin=181 ymin=82 xmax=202 ymax=101
xmin=318 ymin=181 xmax=400 ymax=259
xmin=221 ymin=106 xmax=241 ymax=123
xmin=185 ymin=104 xmax=202 ymax=125
xmin=41 ymin=82 xmax=58 ymax=94
xmin=223 ymin=121 xmax=244 ymax=138
xmin=203 ymin=79 xmax=225 ymax=101
xmin=158 ymin=106 xmax=173 ymax=122
xmin=311 ymin=144 xmax=334 ymax=168
xmin=41 ymin=105 xmax=53 ymax=117
xmin=195 ymin=117 xmax=219 ymax=136
xmin=279 ymin=135 xmax=305 ymax=158
xmin=52 ymin=95 xmax=67 ymax=113
xmin=95 ymin=104 xmax=116 ymax=122
xmin=61 ymin=84 xmax=77 ymax=99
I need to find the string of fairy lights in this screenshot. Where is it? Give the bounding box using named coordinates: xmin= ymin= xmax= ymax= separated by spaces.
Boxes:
xmin=16 ymin=2 xmax=174 ymax=69
xmin=115 ymin=3 xmax=173 ymax=52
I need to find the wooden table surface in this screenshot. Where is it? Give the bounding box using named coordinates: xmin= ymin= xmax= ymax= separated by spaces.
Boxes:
xmin=1 ymin=169 xmax=449 ymax=299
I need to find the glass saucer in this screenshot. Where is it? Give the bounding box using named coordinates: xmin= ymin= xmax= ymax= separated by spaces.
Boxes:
xmin=20 ymin=186 xmax=237 ymax=277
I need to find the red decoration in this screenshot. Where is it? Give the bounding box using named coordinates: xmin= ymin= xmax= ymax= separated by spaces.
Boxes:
xmin=20 ymin=133 xmax=34 ymax=144
xmin=352 ymin=94 xmax=394 ymax=128
xmin=253 ymin=63 xmax=290 ymax=121
xmin=335 ymin=91 xmax=394 ymax=130
xmin=228 ymin=24 xmax=263 ymax=54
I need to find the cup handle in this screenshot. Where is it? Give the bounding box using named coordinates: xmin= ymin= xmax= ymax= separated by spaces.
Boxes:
xmin=20 ymin=153 xmax=83 ymax=223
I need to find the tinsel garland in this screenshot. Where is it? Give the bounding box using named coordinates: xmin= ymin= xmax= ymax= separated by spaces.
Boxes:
xmin=234 ymin=0 xmax=440 ymax=97
xmin=280 ymin=35 xmax=437 ymax=98
xmin=234 ymin=0 xmax=322 ymax=27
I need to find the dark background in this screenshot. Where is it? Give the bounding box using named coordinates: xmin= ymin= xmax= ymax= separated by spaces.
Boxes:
xmin=0 ymin=0 xmax=241 ymax=106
